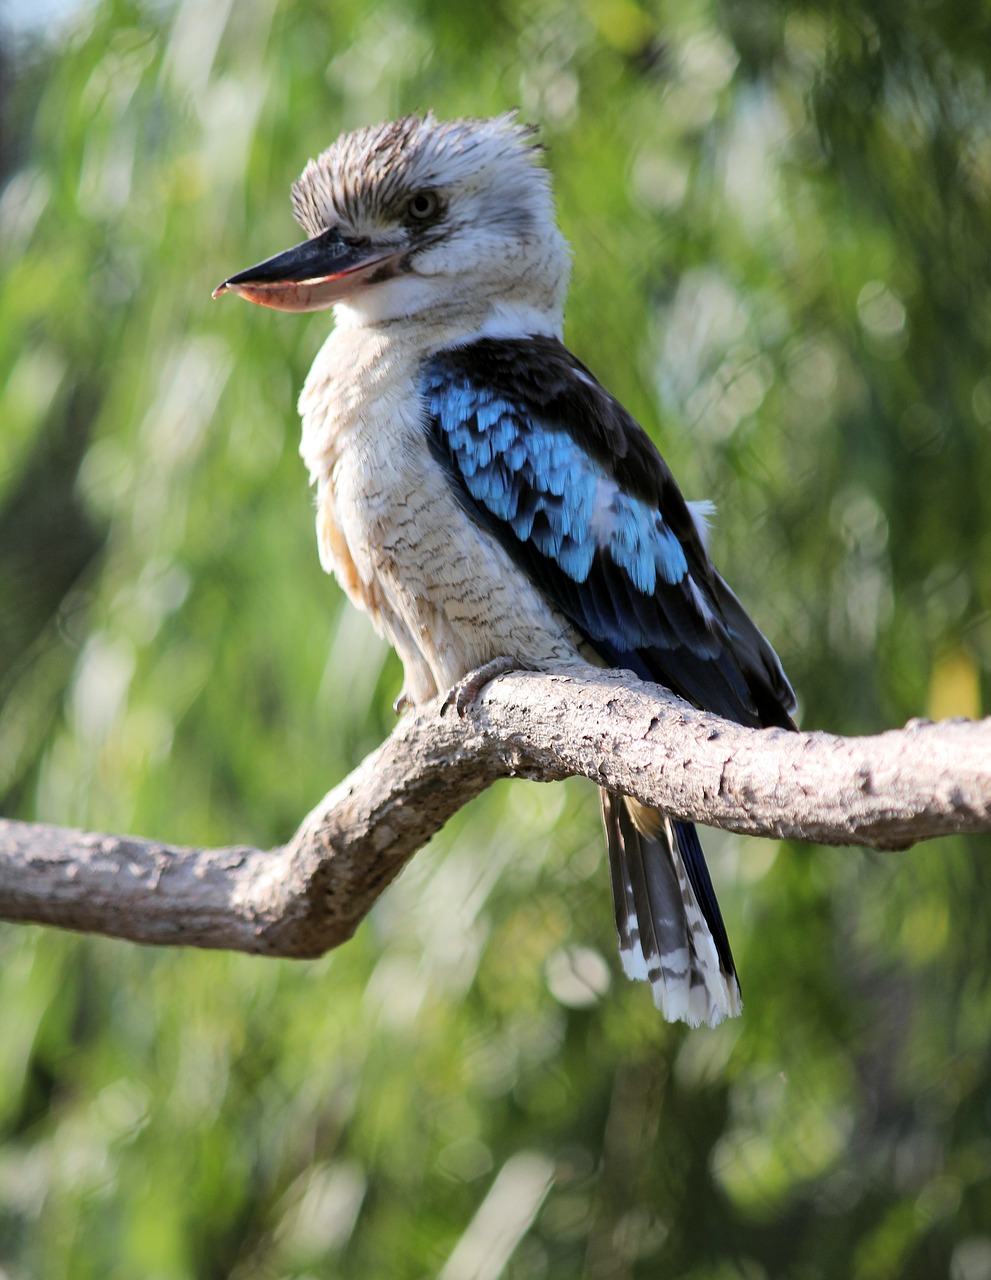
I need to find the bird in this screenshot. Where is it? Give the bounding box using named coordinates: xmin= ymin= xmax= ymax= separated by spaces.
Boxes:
xmin=214 ymin=112 xmax=797 ymax=1026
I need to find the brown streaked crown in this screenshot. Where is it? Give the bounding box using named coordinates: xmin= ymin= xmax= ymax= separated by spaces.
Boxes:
xmin=290 ymin=111 xmax=543 ymax=238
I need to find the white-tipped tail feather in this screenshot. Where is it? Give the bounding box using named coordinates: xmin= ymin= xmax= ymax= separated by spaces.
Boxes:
xmin=601 ymin=791 xmax=742 ymax=1027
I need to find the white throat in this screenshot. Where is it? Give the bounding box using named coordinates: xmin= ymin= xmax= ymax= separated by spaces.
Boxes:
xmin=332 ymin=284 xmax=564 ymax=344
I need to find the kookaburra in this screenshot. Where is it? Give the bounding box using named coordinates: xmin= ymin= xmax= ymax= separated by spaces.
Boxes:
xmin=214 ymin=112 xmax=796 ymax=1026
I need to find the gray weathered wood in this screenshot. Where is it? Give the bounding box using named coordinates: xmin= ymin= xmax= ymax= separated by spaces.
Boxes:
xmin=1 ymin=665 xmax=988 ymax=956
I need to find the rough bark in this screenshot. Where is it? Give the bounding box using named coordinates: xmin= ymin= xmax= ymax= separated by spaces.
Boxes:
xmin=1 ymin=665 xmax=988 ymax=956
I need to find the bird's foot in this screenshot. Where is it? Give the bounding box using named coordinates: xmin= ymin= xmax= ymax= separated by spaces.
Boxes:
xmin=393 ymin=690 xmax=410 ymax=716
xmin=440 ymin=656 xmax=525 ymax=719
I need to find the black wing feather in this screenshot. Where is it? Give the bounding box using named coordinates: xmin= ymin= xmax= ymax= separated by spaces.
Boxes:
xmin=422 ymin=336 xmax=796 ymax=730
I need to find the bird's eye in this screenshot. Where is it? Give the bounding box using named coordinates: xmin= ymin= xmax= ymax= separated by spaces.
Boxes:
xmin=406 ymin=191 xmax=439 ymax=221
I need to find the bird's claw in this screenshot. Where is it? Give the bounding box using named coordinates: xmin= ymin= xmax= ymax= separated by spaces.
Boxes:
xmin=440 ymin=656 xmax=522 ymax=719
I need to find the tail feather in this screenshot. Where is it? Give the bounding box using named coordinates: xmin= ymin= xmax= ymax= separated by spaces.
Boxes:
xmin=600 ymin=790 xmax=742 ymax=1027
xmin=603 ymin=795 xmax=644 ymax=980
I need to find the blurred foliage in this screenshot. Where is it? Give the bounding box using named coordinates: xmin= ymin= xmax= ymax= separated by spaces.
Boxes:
xmin=1 ymin=0 xmax=991 ymax=1276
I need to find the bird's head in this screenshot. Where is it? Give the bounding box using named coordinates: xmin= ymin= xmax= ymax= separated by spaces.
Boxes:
xmin=214 ymin=112 xmax=571 ymax=332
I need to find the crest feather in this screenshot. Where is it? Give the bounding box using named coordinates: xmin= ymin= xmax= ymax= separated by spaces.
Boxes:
xmin=290 ymin=111 xmax=546 ymax=238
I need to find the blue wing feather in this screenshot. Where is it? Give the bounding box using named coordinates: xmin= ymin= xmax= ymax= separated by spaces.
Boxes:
xmin=422 ymin=337 xmax=796 ymax=730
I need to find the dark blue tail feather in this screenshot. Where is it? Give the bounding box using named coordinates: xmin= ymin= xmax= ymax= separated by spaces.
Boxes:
xmin=673 ymin=819 xmax=736 ymax=981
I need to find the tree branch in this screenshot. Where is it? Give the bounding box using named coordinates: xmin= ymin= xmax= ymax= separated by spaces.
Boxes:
xmin=1 ymin=665 xmax=989 ymax=956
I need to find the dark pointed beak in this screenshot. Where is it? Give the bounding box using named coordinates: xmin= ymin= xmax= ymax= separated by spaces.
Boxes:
xmin=212 ymin=228 xmax=405 ymax=312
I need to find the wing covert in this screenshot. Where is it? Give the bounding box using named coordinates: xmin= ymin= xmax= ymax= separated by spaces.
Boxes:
xmin=422 ymin=337 xmax=795 ymax=730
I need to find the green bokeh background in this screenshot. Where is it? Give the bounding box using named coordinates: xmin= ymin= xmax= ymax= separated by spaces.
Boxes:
xmin=2 ymin=1 xmax=990 ymax=1276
